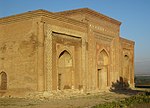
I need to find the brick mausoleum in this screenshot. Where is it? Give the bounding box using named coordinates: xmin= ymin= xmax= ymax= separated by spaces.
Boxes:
xmin=0 ymin=8 xmax=135 ymax=96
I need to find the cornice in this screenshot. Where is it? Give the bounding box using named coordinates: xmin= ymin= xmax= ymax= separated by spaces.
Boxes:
xmin=0 ymin=9 xmax=87 ymax=28
xmin=120 ymin=37 xmax=135 ymax=45
xmin=0 ymin=10 xmax=45 ymax=24
xmin=94 ymin=31 xmax=114 ymax=43
xmin=56 ymin=8 xmax=121 ymax=26
xmin=90 ymin=24 xmax=118 ymax=36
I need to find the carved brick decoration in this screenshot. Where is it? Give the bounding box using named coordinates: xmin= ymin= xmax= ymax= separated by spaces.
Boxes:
xmin=45 ymin=24 xmax=53 ymax=91
xmin=0 ymin=8 xmax=135 ymax=96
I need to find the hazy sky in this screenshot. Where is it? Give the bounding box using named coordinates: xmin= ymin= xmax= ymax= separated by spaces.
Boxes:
xmin=0 ymin=0 xmax=150 ymax=75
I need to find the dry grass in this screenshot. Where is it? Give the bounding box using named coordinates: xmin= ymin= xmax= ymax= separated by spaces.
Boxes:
xmin=0 ymin=92 xmax=129 ymax=108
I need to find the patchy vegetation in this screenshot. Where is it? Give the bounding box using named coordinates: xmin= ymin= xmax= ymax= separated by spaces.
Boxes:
xmin=0 ymin=91 xmax=149 ymax=108
xmin=0 ymin=92 xmax=130 ymax=108
xmin=0 ymin=76 xmax=149 ymax=108
xmin=0 ymin=98 xmax=41 ymax=107
xmin=92 ymin=91 xmax=150 ymax=108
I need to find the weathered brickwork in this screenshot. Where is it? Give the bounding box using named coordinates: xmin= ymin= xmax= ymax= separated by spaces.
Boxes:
xmin=45 ymin=25 xmax=53 ymax=91
xmin=0 ymin=8 xmax=134 ymax=97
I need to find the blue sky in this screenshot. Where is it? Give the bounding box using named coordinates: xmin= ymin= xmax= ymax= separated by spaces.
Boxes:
xmin=0 ymin=0 xmax=150 ymax=75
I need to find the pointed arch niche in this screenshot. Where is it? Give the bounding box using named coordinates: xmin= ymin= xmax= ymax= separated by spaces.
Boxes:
xmin=58 ymin=50 xmax=73 ymax=90
xmin=97 ymin=49 xmax=109 ymax=89
xmin=123 ymin=55 xmax=130 ymax=83
xmin=0 ymin=71 xmax=7 ymax=90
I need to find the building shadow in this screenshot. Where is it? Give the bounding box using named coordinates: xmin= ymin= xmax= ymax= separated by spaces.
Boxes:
xmin=109 ymin=77 xmax=143 ymax=95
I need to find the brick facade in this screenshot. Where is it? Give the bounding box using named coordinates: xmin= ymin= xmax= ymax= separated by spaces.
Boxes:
xmin=0 ymin=8 xmax=134 ymax=97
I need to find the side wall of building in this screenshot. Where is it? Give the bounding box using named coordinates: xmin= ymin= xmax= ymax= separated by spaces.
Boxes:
xmin=0 ymin=18 xmax=40 ymax=95
xmin=119 ymin=37 xmax=135 ymax=88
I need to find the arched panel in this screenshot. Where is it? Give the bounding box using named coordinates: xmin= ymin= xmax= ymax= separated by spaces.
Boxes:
xmin=123 ymin=55 xmax=130 ymax=83
xmin=97 ymin=49 xmax=109 ymax=89
xmin=97 ymin=49 xmax=109 ymax=67
xmin=0 ymin=72 xmax=7 ymax=90
xmin=58 ymin=50 xmax=72 ymax=68
xmin=100 ymin=49 xmax=109 ymax=65
xmin=58 ymin=50 xmax=73 ymax=90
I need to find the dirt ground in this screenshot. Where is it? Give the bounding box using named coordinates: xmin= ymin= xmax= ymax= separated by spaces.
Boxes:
xmin=0 ymin=91 xmax=132 ymax=108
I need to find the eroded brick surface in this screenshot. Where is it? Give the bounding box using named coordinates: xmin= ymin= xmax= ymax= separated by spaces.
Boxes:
xmin=0 ymin=8 xmax=134 ymax=97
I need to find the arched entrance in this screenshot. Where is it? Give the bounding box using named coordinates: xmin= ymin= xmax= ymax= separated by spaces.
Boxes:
xmin=123 ymin=55 xmax=130 ymax=83
xmin=97 ymin=49 xmax=109 ymax=89
xmin=58 ymin=50 xmax=73 ymax=90
xmin=0 ymin=72 xmax=7 ymax=90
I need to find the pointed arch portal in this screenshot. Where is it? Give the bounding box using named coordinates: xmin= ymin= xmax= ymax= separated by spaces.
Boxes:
xmin=97 ymin=49 xmax=109 ymax=89
xmin=58 ymin=50 xmax=73 ymax=90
